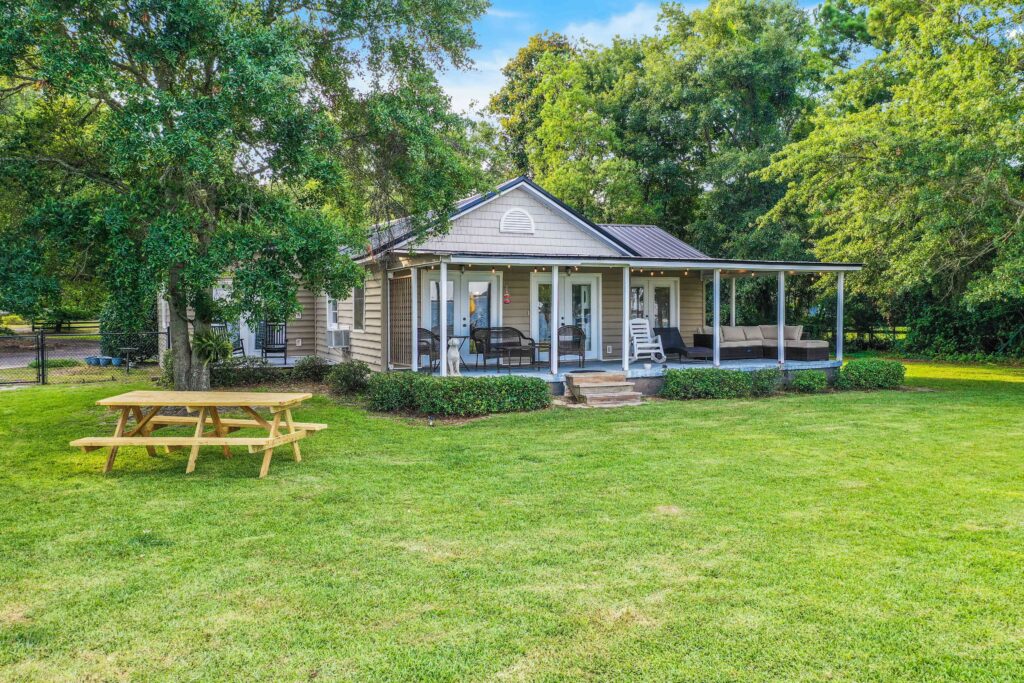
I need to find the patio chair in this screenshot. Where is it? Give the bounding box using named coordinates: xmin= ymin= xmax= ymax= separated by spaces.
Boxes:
xmin=211 ymin=323 xmax=246 ymax=357
xmin=260 ymin=322 xmax=287 ymax=365
xmin=629 ymin=318 xmax=667 ymax=363
xmin=488 ymin=327 xmax=536 ymax=372
xmin=653 ymin=327 xmax=686 ymax=362
xmin=556 ymin=325 xmax=586 ymax=368
xmin=417 ymin=328 xmax=441 ymax=372
xmin=470 ymin=326 xmax=495 ymax=369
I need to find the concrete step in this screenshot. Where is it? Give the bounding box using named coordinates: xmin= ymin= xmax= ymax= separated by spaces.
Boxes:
xmin=565 ymin=372 xmax=627 ymax=386
xmin=574 ymin=382 xmax=637 ymax=397
xmin=581 ymin=392 xmax=644 ymax=407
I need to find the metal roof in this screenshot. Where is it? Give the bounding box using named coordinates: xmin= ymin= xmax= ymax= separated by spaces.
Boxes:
xmin=598 ymin=224 xmax=708 ymax=260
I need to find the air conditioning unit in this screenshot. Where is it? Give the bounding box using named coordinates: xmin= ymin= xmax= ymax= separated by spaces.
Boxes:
xmin=326 ymin=328 xmax=350 ymax=350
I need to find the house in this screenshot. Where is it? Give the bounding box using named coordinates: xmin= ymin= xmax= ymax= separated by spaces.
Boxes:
xmin=159 ymin=177 xmax=860 ymax=391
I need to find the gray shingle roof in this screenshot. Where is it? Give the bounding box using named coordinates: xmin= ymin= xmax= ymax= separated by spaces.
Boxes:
xmin=598 ymin=224 xmax=708 ymax=260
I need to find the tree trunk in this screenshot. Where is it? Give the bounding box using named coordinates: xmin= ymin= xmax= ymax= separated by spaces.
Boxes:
xmin=167 ymin=270 xmax=211 ymax=391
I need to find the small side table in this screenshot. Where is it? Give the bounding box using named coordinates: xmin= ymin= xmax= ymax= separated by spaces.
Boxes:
xmin=118 ymin=346 xmax=139 ymax=374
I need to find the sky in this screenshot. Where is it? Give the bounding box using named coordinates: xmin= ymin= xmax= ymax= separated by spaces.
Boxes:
xmin=437 ymin=1 xmax=821 ymax=115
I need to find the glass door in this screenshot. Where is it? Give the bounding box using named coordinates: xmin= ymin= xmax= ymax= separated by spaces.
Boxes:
xmin=531 ymin=273 xmax=600 ymax=360
xmin=421 ymin=271 xmax=500 ymax=366
xmin=630 ymin=277 xmax=678 ymax=331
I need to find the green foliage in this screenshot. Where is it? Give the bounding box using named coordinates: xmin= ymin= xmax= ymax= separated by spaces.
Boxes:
xmin=790 ymin=370 xmax=828 ymax=393
xmin=751 ymin=368 xmax=783 ymax=397
xmin=98 ymin=297 xmax=159 ymax=358
xmin=326 ymin=360 xmax=371 ymax=394
xmin=291 ymin=356 xmax=332 ymax=383
xmin=836 ymin=359 xmax=905 ymax=391
xmin=210 ymin=357 xmax=285 ymax=388
xmin=192 ymin=331 xmax=233 ymax=366
xmin=1 ymin=314 xmax=26 ymax=327
xmin=367 ymin=373 xmax=550 ymax=416
xmin=159 ymin=350 xmax=174 ymax=388
xmin=0 ymin=326 xmax=14 ymax=336
xmin=27 ymin=358 xmax=81 ymax=369
xmin=0 ymin=0 xmax=489 ymax=389
xmin=661 ymin=369 xmax=753 ymax=400
xmin=366 ymin=372 xmax=422 ymax=412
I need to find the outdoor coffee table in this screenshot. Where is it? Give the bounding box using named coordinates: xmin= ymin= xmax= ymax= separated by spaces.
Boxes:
xmin=70 ymin=390 xmax=327 ymax=478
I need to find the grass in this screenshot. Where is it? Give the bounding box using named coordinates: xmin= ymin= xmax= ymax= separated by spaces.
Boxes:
xmin=1 ymin=361 xmax=1023 ymax=681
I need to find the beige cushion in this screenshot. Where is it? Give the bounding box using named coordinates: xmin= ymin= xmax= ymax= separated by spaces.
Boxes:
xmin=786 ymin=339 xmax=828 ymax=349
xmin=760 ymin=325 xmax=778 ymax=339
xmin=784 ymin=325 xmax=803 ymax=341
xmin=695 ymin=326 xmax=713 ymax=337
xmin=721 ymin=326 xmax=746 ymax=342
xmin=741 ymin=326 xmax=764 ymax=341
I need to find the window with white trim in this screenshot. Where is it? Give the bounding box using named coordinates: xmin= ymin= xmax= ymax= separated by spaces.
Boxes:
xmin=499 ymin=208 xmax=535 ymax=234
xmin=352 ymin=286 xmax=365 ymax=331
xmin=326 ymin=295 xmax=339 ymax=330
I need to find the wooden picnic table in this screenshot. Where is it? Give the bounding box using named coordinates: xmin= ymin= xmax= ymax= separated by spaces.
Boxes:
xmin=70 ymin=390 xmax=327 ymax=478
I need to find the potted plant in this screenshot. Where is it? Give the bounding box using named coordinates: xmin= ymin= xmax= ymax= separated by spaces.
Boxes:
xmin=111 ymin=356 xmax=123 ymax=367
xmin=98 ymin=356 xmax=112 ymax=366
xmin=85 ymin=355 xmax=99 ymax=366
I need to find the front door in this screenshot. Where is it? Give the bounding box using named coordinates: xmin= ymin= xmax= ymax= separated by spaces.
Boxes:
xmin=421 ymin=271 xmax=501 ymax=365
xmin=531 ymin=273 xmax=601 ymax=360
xmin=629 ymin=277 xmax=678 ymax=330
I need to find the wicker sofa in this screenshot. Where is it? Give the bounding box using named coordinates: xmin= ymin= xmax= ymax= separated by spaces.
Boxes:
xmin=692 ymin=325 xmax=829 ymax=362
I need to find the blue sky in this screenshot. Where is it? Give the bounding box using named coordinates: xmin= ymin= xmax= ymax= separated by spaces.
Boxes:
xmin=437 ymin=1 xmax=821 ymax=114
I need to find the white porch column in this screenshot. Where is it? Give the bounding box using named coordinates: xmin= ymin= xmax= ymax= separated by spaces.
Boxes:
xmin=777 ymin=271 xmax=786 ymax=366
xmin=439 ymin=261 xmax=448 ymax=377
xmin=712 ymin=269 xmax=721 ymax=367
xmin=836 ymin=272 xmax=845 ymax=362
xmin=622 ymin=267 xmax=630 ymax=372
xmin=550 ymin=265 xmax=559 ymax=376
xmin=729 ymin=277 xmax=737 ymax=327
xmin=410 ymin=267 xmax=419 ymax=371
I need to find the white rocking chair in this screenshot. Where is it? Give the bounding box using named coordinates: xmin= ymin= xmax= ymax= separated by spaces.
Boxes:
xmin=629 ymin=318 xmax=667 ymax=363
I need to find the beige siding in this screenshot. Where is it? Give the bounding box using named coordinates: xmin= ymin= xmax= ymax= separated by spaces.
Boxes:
xmin=679 ymin=276 xmax=705 ymax=346
xmin=417 ymin=188 xmax=620 ymax=257
xmin=329 ymin=265 xmax=384 ymax=370
xmin=288 ymin=288 xmax=316 ymax=354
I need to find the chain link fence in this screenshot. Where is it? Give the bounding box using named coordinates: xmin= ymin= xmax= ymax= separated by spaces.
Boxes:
xmin=0 ymin=331 xmax=167 ymax=385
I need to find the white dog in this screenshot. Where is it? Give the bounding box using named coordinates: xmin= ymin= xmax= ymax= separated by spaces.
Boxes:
xmin=446 ymin=338 xmax=462 ymax=376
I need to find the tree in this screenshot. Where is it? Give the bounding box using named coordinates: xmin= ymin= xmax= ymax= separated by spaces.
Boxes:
xmin=0 ymin=0 xmax=487 ymax=389
xmin=489 ymin=32 xmax=576 ymax=175
xmin=762 ymin=0 xmax=1024 ymax=334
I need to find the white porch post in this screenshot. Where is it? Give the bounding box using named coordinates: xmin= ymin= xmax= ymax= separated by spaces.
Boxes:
xmin=777 ymin=271 xmax=786 ymax=366
xmin=712 ymin=269 xmax=721 ymax=367
xmin=836 ymin=272 xmax=845 ymax=362
xmin=622 ymin=267 xmax=630 ymax=372
xmin=550 ymin=265 xmax=559 ymax=376
xmin=439 ymin=261 xmax=448 ymax=377
xmin=729 ymin=276 xmax=737 ymax=327
xmin=410 ymin=267 xmax=419 ymax=372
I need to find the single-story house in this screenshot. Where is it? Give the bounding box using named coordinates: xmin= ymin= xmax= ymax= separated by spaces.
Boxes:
xmin=159 ymin=176 xmax=859 ymax=391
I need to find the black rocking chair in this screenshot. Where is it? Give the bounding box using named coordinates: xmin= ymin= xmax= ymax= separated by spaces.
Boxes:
xmin=417 ymin=327 xmax=441 ymax=372
xmin=260 ymin=322 xmax=287 ymax=365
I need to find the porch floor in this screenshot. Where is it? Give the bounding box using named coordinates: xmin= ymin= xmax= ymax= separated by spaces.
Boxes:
xmin=423 ymin=357 xmax=841 ymax=383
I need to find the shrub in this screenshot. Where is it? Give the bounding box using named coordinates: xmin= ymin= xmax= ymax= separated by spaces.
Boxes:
xmin=750 ymin=368 xmax=782 ymax=397
xmin=192 ymin=330 xmax=233 ymax=366
xmin=99 ymin=298 xmax=159 ymax=359
xmin=2 ymin=314 xmax=26 ymax=327
xmin=159 ymin=349 xmax=174 ymax=387
xmin=367 ymin=371 xmax=422 ymax=411
xmin=292 ymin=355 xmax=331 ymax=383
xmin=28 ymin=358 xmax=82 ymax=369
xmin=326 ymin=360 xmax=372 ymax=394
xmin=790 ymin=370 xmax=828 ymax=393
xmin=367 ymin=373 xmax=551 ymax=416
xmin=836 ymin=358 xmax=906 ymax=391
xmin=211 ymin=357 xmax=285 ymax=387
xmin=0 ymin=326 xmax=15 ymax=336
xmin=660 ymin=369 xmax=752 ymax=400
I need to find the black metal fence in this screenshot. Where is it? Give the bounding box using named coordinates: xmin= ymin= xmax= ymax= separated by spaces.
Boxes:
xmin=0 ymin=331 xmax=168 ymax=385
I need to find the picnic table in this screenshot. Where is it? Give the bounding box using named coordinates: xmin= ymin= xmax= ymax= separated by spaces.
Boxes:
xmin=70 ymin=390 xmax=327 ymax=478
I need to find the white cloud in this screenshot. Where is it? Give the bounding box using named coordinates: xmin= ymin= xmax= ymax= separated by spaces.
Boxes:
xmin=486 ymin=8 xmax=527 ymax=19
xmin=563 ymin=2 xmax=662 ymax=45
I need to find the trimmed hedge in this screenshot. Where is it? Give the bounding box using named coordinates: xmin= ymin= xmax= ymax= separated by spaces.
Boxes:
xmin=367 ymin=372 xmax=551 ymax=416
xmin=660 ymin=369 xmax=752 ymax=400
xmin=292 ymin=355 xmax=331 ymax=383
xmin=790 ymin=370 xmax=828 ymax=393
xmin=326 ymin=360 xmax=371 ymax=393
xmin=211 ymin=357 xmax=286 ymax=387
xmin=836 ymin=358 xmax=905 ymax=390
xmin=750 ymin=368 xmax=782 ymax=397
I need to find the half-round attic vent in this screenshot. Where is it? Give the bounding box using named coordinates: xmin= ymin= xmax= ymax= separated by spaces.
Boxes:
xmin=500 ymin=208 xmax=535 ymax=234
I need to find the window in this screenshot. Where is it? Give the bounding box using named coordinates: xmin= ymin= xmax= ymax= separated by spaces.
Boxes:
xmin=326 ymin=296 xmax=339 ymax=330
xmin=353 ymin=286 xmax=365 ymax=331
xmin=499 ymin=208 xmax=534 ymax=234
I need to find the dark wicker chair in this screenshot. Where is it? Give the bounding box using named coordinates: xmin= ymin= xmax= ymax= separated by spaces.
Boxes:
xmin=417 ymin=327 xmax=441 ymax=372
xmin=654 ymin=327 xmax=686 ymax=362
xmin=556 ymin=325 xmax=586 ymax=368
xmin=260 ymin=322 xmax=287 ymax=365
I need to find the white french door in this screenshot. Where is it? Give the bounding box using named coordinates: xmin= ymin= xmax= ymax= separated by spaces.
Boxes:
xmin=421 ymin=270 xmax=501 ymax=364
xmin=629 ymin=277 xmax=678 ymax=330
xmin=530 ymin=273 xmax=601 ymax=361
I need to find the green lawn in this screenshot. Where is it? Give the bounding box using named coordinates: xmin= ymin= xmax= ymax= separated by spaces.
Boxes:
xmin=2 ymin=362 xmax=1023 ymax=681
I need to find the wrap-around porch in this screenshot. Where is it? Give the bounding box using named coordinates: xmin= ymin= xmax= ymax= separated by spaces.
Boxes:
xmin=385 ymin=255 xmax=853 ymax=381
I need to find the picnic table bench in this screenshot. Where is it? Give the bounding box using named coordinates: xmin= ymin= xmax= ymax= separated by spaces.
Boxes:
xmin=70 ymin=390 xmax=327 ymax=478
